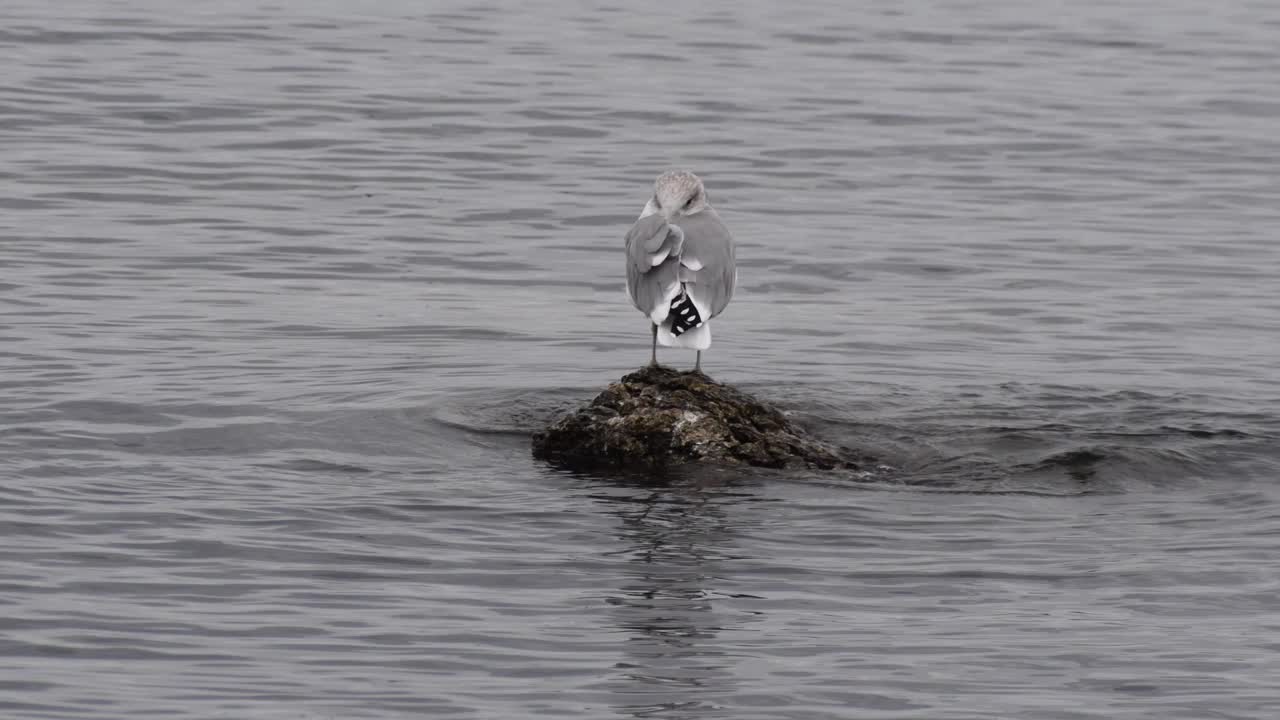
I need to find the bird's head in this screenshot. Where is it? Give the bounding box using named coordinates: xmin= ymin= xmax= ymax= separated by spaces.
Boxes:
xmin=652 ymin=170 xmax=707 ymax=220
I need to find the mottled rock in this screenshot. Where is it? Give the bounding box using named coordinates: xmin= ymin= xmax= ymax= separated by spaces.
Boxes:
xmin=532 ymin=366 xmax=869 ymax=471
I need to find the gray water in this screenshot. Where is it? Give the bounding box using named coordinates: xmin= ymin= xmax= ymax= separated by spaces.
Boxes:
xmin=4 ymin=0 xmax=1280 ymax=717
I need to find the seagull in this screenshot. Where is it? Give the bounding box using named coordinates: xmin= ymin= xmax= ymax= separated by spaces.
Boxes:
xmin=624 ymin=171 xmax=736 ymax=373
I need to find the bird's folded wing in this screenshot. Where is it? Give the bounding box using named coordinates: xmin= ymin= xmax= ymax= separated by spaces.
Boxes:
xmin=675 ymin=211 xmax=736 ymax=318
xmin=628 ymin=215 xmax=669 ymax=254
xmin=625 ymin=215 xmax=683 ymax=319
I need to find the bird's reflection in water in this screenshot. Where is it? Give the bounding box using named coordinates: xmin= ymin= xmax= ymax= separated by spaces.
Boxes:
xmin=581 ymin=469 xmax=769 ymax=720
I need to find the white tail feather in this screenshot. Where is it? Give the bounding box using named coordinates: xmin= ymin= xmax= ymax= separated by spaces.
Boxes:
xmin=657 ymin=321 xmax=711 ymax=350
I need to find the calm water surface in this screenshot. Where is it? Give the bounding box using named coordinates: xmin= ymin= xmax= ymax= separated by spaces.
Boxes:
xmin=3 ymin=1 xmax=1280 ymax=718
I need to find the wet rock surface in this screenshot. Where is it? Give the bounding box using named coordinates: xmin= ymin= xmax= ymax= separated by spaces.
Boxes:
xmin=532 ymin=366 xmax=873 ymax=471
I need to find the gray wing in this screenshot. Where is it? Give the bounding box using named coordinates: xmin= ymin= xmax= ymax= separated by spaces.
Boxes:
xmin=673 ymin=207 xmax=736 ymax=318
xmin=624 ymin=214 xmax=683 ymax=317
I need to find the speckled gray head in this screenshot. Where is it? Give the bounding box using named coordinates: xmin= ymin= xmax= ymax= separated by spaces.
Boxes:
xmin=646 ymin=170 xmax=708 ymax=220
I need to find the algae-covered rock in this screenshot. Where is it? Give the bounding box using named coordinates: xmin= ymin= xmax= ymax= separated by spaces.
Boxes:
xmin=532 ymin=366 xmax=868 ymax=471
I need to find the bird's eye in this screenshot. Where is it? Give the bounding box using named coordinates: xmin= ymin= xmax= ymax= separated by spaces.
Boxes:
xmin=684 ymin=195 xmax=696 ymax=209
xmin=653 ymin=196 xmax=661 ymax=209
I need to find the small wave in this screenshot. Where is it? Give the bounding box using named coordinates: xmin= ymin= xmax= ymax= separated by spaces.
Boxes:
xmin=429 ymin=387 xmax=588 ymax=436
